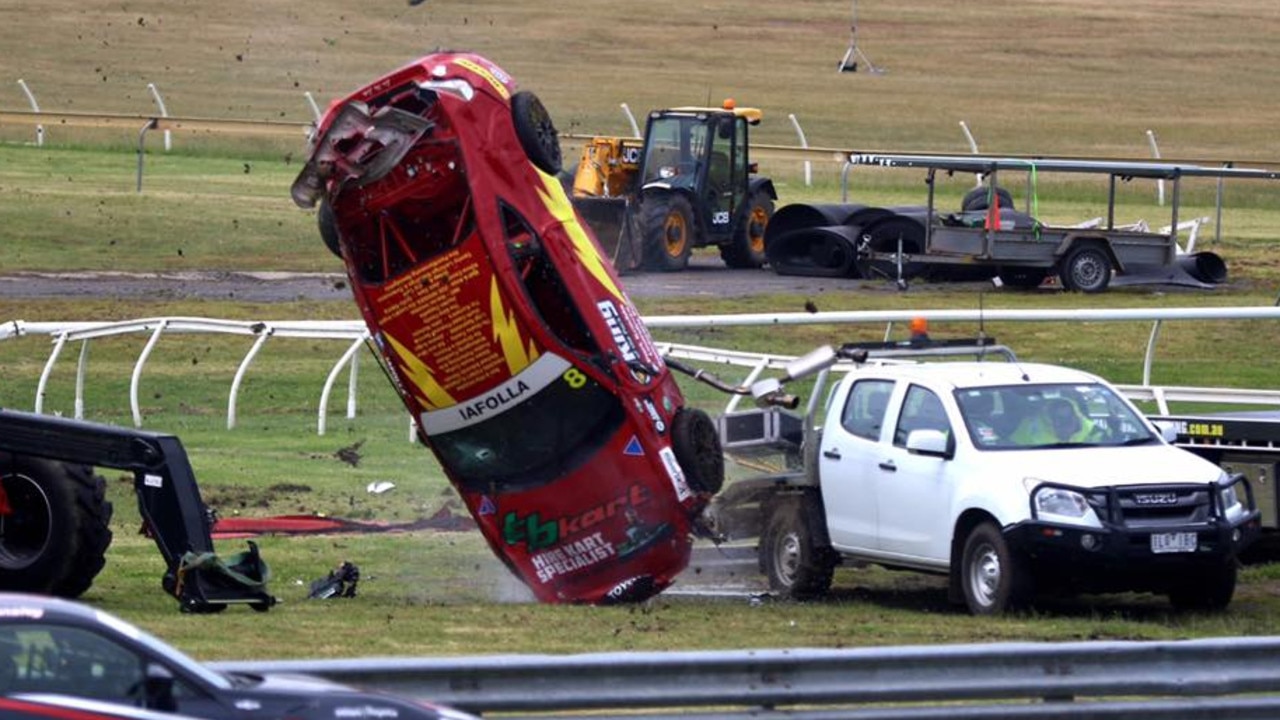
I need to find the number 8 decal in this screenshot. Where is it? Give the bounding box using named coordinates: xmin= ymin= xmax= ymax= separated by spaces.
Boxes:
xmin=563 ymin=367 xmax=587 ymax=389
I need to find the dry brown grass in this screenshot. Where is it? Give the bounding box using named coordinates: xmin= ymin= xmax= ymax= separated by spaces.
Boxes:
xmin=4 ymin=0 xmax=1279 ymax=159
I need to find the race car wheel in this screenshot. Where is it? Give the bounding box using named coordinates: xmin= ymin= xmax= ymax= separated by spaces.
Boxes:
xmin=1059 ymin=244 xmax=1113 ymax=293
xmin=961 ymin=185 xmax=1014 ymax=212
xmin=643 ymin=193 xmax=694 ymax=271
xmin=762 ymin=497 xmax=835 ymax=600
xmin=317 ymin=199 xmax=342 ymax=259
xmin=671 ymin=408 xmax=724 ymax=495
xmin=720 ymin=190 xmax=773 ymax=268
xmin=511 ymin=91 xmax=563 ymax=175
xmin=959 ymin=521 xmax=1032 ymax=615
xmin=0 ymin=455 xmax=112 ymax=597
xmin=1169 ymin=562 xmax=1237 ymax=612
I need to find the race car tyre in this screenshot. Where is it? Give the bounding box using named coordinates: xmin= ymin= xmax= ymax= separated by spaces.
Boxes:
xmin=642 ymin=193 xmax=694 ymax=271
xmin=317 ymin=199 xmax=342 ymax=259
xmin=1169 ymin=562 xmax=1237 ymax=611
xmin=959 ymin=521 xmax=1032 ymax=615
xmin=511 ymin=90 xmax=563 ymax=176
xmin=671 ymin=408 xmax=724 ymax=495
xmin=0 ymin=455 xmax=112 ymax=597
xmin=720 ymin=190 xmax=774 ymax=268
xmin=1059 ymin=244 xmax=1113 ymax=293
xmin=50 ymin=465 xmax=113 ymax=598
xmin=961 ymin=185 xmax=1015 ymax=212
xmin=762 ymin=496 xmax=835 ymax=600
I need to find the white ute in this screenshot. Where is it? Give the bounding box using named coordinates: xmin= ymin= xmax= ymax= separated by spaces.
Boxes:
xmin=696 ymin=340 xmax=1261 ymax=614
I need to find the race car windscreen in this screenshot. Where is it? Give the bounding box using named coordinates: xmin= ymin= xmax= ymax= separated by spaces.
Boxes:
xmin=954 ymin=382 xmax=1156 ymax=450
xmin=429 ymin=367 xmax=626 ymax=493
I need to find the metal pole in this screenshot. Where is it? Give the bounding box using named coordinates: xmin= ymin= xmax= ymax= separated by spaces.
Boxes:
xmin=16 ymin=79 xmax=43 ymax=146
xmin=787 ymin=114 xmax=812 ymax=187
xmin=136 ymin=119 xmax=158 ymax=193
xmin=146 ymin=83 xmax=172 ymax=151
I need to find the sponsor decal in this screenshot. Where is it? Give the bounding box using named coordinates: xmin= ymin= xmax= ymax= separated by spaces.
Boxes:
xmin=597 ymin=300 xmax=639 ymax=364
xmin=642 ymin=397 xmax=667 ymax=434
xmin=623 ymin=436 xmax=644 ymax=456
xmin=712 ymin=210 xmax=731 ymax=225
xmin=1182 ymin=421 xmax=1225 ymax=438
xmin=478 ymin=496 xmax=496 ymax=516
xmin=454 ymin=57 xmax=510 ymax=99
xmin=503 ymin=483 xmax=652 ymax=551
xmin=334 ymin=707 xmax=401 ymax=719
xmin=0 ymin=608 xmax=43 ymax=619
xmin=421 ymin=353 xmax=571 ymax=434
xmin=144 ymin=474 xmax=163 ymax=488
xmin=531 ymin=531 xmax=616 ymax=583
xmin=659 ymin=446 xmax=693 ymax=501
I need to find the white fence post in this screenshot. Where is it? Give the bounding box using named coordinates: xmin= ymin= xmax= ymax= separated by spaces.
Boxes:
xmin=620 ymin=103 xmax=641 ymax=139
xmin=787 ymin=114 xmax=812 ymax=187
xmin=16 ymin=79 xmax=43 ymax=146
xmin=1147 ymin=130 xmax=1165 ymax=206
xmin=959 ymin=120 xmax=982 ymax=187
xmin=146 ymin=83 xmax=172 ymax=151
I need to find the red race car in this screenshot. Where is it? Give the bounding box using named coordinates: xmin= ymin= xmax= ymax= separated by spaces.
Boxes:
xmin=291 ymin=52 xmax=723 ymax=604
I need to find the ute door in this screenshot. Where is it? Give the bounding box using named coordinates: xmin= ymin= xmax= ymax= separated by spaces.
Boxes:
xmin=818 ymin=377 xmax=897 ymax=551
xmin=875 ymin=384 xmax=956 ymax=563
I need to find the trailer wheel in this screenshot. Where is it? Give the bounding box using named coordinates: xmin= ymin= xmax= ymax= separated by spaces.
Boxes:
xmin=720 ymin=190 xmax=773 ymax=268
xmin=671 ymin=408 xmax=724 ymax=495
xmin=1169 ymin=563 xmax=1237 ymax=611
xmin=511 ymin=91 xmax=563 ymax=175
xmin=0 ymin=455 xmax=111 ymax=597
xmin=959 ymin=521 xmax=1032 ymax=615
xmin=317 ymin=200 xmax=342 ymax=259
xmin=762 ymin=497 xmax=834 ymax=600
xmin=1059 ymin=245 xmax=1113 ymax=293
xmin=643 ymin=193 xmax=694 ymax=271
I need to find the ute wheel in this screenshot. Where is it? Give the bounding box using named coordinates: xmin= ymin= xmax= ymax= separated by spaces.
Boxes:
xmin=1059 ymin=244 xmax=1113 ymax=293
xmin=959 ymin=521 xmax=1032 ymax=615
xmin=762 ymin=497 xmax=834 ymax=600
xmin=0 ymin=455 xmax=112 ymax=597
xmin=671 ymin=408 xmax=724 ymax=495
xmin=317 ymin=200 xmax=342 ymax=259
xmin=721 ymin=190 xmax=774 ymax=268
xmin=961 ymin=185 xmax=1014 ymax=212
xmin=643 ymin=194 xmax=694 ymax=271
xmin=1169 ymin=563 xmax=1237 ymax=612
xmin=511 ymin=91 xmax=563 ymax=175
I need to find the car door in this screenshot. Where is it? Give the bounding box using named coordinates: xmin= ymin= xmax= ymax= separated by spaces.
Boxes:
xmin=818 ymin=377 xmax=897 ymax=551
xmin=875 ymin=383 xmax=957 ymax=563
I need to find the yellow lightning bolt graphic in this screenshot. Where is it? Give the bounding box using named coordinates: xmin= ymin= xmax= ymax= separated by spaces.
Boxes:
xmin=383 ymin=332 xmax=456 ymax=410
xmin=534 ymin=169 xmax=625 ymax=302
xmin=490 ymin=276 xmax=539 ymax=374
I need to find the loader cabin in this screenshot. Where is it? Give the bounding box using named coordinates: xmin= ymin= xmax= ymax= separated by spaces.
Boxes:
xmin=640 ymin=101 xmax=763 ymax=190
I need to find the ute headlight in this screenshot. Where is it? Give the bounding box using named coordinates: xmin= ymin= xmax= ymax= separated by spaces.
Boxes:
xmin=1026 ymin=479 xmax=1102 ymax=528
xmin=1218 ymin=473 xmax=1246 ymax=521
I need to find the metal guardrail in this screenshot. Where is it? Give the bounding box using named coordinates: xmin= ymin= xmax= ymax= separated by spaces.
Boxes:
xmin=0 ymin=109 xmax=310 ymax=137
xmin=209 ymin=637 xmax=1280 ymax=719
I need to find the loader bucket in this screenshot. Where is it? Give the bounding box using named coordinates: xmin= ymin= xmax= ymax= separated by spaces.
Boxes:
xmin=573 ymin=196 xmax=642 ymax=273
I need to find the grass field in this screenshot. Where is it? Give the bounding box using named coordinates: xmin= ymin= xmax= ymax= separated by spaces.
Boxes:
xmin=3 ymin=0 xmax=1280 ymax=663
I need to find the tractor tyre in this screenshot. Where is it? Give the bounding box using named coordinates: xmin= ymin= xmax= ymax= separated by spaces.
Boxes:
xmin=0 ymin=454 xmax=113 ymax=597
xmin=317 ymin=200 xmax=342 ymax=259
xmin=720 ymin=190 xmax=773 ymax=268
xmin=961 ymin=185 xmax=1015 ymax=212
xmin=670 ymin=408 xmax=724 ymax=495
xmin=643 ymin=194 xmax=695 ymax=272
xmin=511 ymin=91 xmax=563 ymax=175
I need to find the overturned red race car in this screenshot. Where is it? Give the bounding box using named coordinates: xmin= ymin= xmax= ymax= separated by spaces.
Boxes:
xmin=292 ymin=51 xmax=724 ymax=604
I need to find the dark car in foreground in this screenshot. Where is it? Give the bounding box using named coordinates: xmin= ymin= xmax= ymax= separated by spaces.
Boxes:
xmin=291 ymin=51 xmax=724 ymax=604
xmin=0 ymin=694 xmax=211 ymax=720
xmin=0 ymin=593 xmax=476 ymax=720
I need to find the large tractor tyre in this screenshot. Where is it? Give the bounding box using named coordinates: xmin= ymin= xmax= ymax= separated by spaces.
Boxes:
xmin=1059 ymin=244 xmax=1113 ymax=293
xmin=761 ymin=497 xmax=835 ymax=600
xmin=670 ymin=408 xmax=724 ymax=495
xmin=643 ymin=194 xmax=695 ymax=272
xmin=958 ymin=521 xmax=1033 ymax=615
xmin=0 ymin=455 xmax=113 ymax=597
xmin=50 ymin=465 xmax=113 ymax=599
xmin=1169 ymin=563 xmax=1237 ymax=612
xmin=720 ymin=191 xmax=774 ymax=268
xmin=961 ymin=185 xmax=1015 ymax=212
xmin=511 ymin=91 xmax=563 ymax=176
xmin=317 ymin=200 xmax=342 ymax=259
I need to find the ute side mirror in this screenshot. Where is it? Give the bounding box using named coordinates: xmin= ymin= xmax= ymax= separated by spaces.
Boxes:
xmin=1151 ymin=420 xmax=1179 ymax=443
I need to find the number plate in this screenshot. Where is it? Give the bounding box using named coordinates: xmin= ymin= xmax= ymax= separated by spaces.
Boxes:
xmin=1151 ymin=532 xmax=1198 ymax=554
